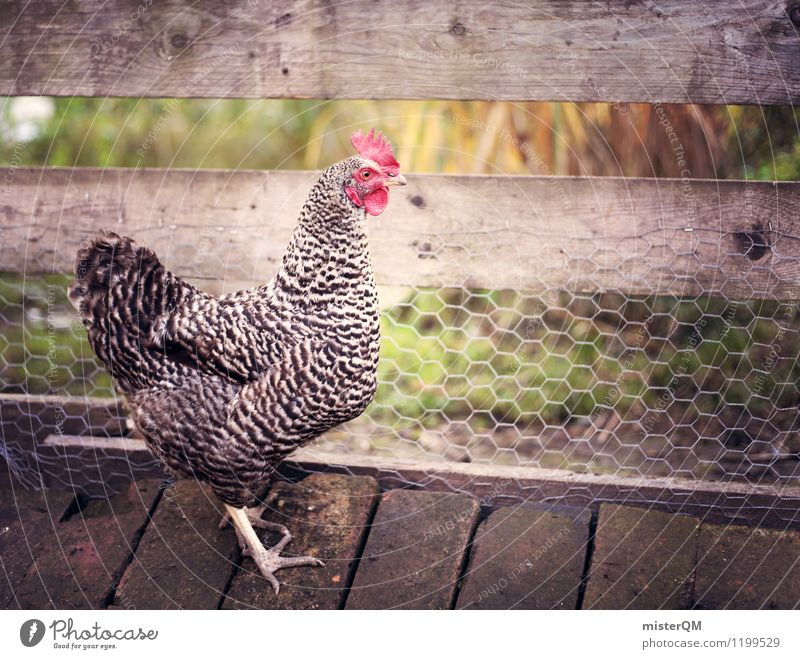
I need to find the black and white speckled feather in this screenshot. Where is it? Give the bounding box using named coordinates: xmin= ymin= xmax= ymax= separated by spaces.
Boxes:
xmin=70 ymin=156 xmax=386 ymax=506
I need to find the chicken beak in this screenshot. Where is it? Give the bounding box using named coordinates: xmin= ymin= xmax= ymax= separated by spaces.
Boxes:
xmin=384 ymin=174 xmax=407 ymax=187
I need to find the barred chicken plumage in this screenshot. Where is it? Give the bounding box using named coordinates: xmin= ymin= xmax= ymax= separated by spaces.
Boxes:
xmin=69 ymin=130 xmax=405 ymax=592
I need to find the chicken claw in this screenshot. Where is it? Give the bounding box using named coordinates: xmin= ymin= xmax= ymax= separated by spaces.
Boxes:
xmin=224 ymin=504 xmax=324 ymax=594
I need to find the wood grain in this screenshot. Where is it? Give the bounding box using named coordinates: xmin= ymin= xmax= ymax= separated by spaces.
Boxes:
xmin=345 ymin=489 xmax=480 ymax=609
xmin=12 ymin=479 xmax=161 ymax=609
xmin=694 ymin=523 xmax=800 ymax=609
xmin=4 ymin=167 xmax=800 ymax=299
xmin=0 ymin=473 xmax=77 ymax=608
xmin=583 ymin=504 xmax=698 ymax=609
xmin=283 ymin=449 xmax=800 ymax=533
xmin=1 ymin=1 xmax=798 ymax=104
xmin=457 ymin=505 xmax=590 ymax=609
xmin=113 ymin=479 xmax=238 ymax=609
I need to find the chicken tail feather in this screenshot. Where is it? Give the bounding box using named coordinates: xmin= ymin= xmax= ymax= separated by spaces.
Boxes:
xmin=69 ymin=231 xmax=192 ymax=392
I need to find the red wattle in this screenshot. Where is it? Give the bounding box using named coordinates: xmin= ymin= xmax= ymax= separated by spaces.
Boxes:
xmin=363 ymin=187 xmax=389 ymax=216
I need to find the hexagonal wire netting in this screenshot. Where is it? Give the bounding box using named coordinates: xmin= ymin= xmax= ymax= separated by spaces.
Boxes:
xmin=2 ymin=246 xmax=799 ymax=492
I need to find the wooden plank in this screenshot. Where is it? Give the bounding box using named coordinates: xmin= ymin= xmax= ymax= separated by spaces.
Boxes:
xmin=222 ymin=473 xmax=379 ymax=610
xmin=0 ymin=394 xmax=127 ymax=439
xmin=113 ymin=479 xmax=237 ymax=609
xmin=346 ymin=490 xmax=479 ymax=609
xmin=1 ymin=1 xmax=798 ymax=104
xmin=1 ymin=394 xmax=131 ymax=494
xmin=583 ymin=504 xmax=698 ymax=609
xmin=40 ymin=437 xmax=800 ymax=532
xmin=11 ymin=479 xmax=161 ymax=609
xmin=694 ymin=523 xmax=800 ymax=609
xmin=283 ymin=449 xmax=800 ymax=533
xmin=0 ymin=472 xmax=76 ymax=524
xmin=0 ymin=394 xmax=128 ymax=459
xmin=39 ymin=433 xmax=165 ymax=497
xmin=12 ymin=523 xmax=113 ymax=609
xmin=5 ymin=167 xmax=800 ymax=299
xmin=457 ymin=505 xmax=590 ymax=609
xmin=81 ymin=477 xmax=162 ymax=520
xmin=0 ymin=473 xmax=77 ymax=608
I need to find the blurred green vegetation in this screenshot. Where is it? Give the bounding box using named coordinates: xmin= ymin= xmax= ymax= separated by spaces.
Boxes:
xmin=0 ymin=274 xmax=112 ymax=396
xmin=3 ymin=97 xmax=799 ymax=178
xmin=376 ymin=289 xmax=800 ymax=433
xmin=1 ymin=98 xmax=799 ymax=458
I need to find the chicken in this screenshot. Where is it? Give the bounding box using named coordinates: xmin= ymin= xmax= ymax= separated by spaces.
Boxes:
xmin=69 ymin=129 xmax=406 ymax=592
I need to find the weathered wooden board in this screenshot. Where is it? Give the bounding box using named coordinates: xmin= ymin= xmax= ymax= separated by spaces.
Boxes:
xmin=12 ymin=479 xmax=161 ymax=609
xmin=39 ymin=433 xmax=165 ymax=497
xmin=0 ymin=394 xmax=131 ymax=494
xmin=0 ymin=472 xmax=77 ymax=608
xmin=37 ymin=437 xmax=800 ymax=532
xmin=4 ymin=167 xmax=800 ymax=299
xmin=457 ymin=505 xmax=590 ymax=609
xmin=113 ymin=479 xmax=237 ymax=609
xmin=583 ymin=504 xmax=698 ymax=609
xmin=284 ymin=450 xmax=800 ymax=532
xmin=694 ymin=523 xmax=800 ymax=609
xmin=1 ymin=1 xmax=798 ymax=104
xmin=346 ymin=489 xmax=479 ymax=609
xmin=223 ymin=473 xmax=379 ymax=609
xmin=0 ymin=394 xmax=128 ymax=453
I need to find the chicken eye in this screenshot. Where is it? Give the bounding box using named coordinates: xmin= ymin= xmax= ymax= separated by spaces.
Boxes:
xmin=360 ymin=169 xmax=372 ymax=180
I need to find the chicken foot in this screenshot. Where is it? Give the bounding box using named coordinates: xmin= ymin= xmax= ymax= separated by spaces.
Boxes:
xmin=219 ymin=502 xmax=288 ymax=547
xmin=223 ymin=504 xmax=324 ymax=594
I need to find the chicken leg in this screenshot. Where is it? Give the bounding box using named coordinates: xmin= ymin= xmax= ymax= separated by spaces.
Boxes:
xmin=223 ymin=504 xmax=324 ymax=594
xmin=219 ymin=502 xmax=289 ymax=553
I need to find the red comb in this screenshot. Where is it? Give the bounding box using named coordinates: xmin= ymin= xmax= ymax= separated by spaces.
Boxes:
xmin=350 ymin=128 xmax=400 ymax=172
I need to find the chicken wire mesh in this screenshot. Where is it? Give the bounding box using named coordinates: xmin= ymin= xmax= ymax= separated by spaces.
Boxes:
xmin=2 ymin=259 xmax=799 ymax=491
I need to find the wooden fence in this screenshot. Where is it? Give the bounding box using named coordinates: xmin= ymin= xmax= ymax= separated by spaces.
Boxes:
xmin=2 ymin=1 xmax=798 ymax=104
xmin=2 ymin=1 xmax=800 ymax=526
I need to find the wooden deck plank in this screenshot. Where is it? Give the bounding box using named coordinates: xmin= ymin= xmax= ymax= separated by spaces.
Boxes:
xmin=583 ymin=504 xmax=698 ymax=610
xmin=456 ymin=505 xmax=590 ymax=609
xmin=80 ymin=478 xmax=162 ymax=521
xmin=0 ymin=473 xmax=66 ymax=517
xmin=12 ymin=480 xmax=161 ymax=609
xmin=2 ymin=1 xmax=798 ymax=104
xmin=694 ymin=524 xmax=800 ymax=609
xmin=0 ymin=474 xmax=77 ymax=609
xmin=346 ymin=490 xmax=479 ymax=609
xmin=4 ymin=472 xmax=800 ymax=610
xmin=113 ymin=479 xmax=237 ymax=609
xmin=223 ymin=474 xmax=379 ymax=610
